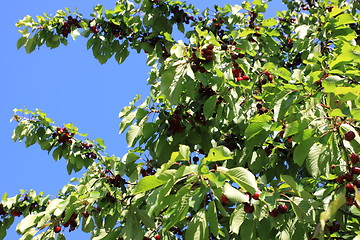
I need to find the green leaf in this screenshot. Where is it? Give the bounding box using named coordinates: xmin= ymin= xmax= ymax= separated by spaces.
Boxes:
xmin=205 ymin=146 xmax=232 ymax=162
xmin=135 ymin=208 xmax=155 ymax=229
xmin=133 ymin=175 xmax=169 ymax=195
xmin=82 ymin=216 xmax=95 ymax=233
xmin=185 ymin=209 xmax=209 ymax=240
xmin=25 ymin=37 xmax=36 ymax=53
xmin=160 ymin=68 xmax=176 ymax=95
xmin=280 ymin=175 xmax=298 ymax=193
xmin=206 ymin=201 xmax=219 ymax=236
xmin=126 ymin=125 xmax=141 ymax=147
xmin=203 ymin=95 xmax=218 ymax=119
xmin=295 ymin=25 xmax=310 ymax=39
xmin=226 ymin=167 xmax=257 ymax=194
xmin=274 ymin=67 xmax=291 ymax=81
xmin=306 ymin=142 xmax=324 ymax=177
xmin=17 ymin=37 xmax=27 ymax=50
xmin=289 ymin=197 xmax=314 ymax=223
xmin=52 ymin=146 xmax=63 ymax=161
xmin=261 ymin=18 xmax=277 ymax=27
xmin=240 ymin=219 xmax=255 ymax=240
xmin=319 ymin=191 xmax=346 ymax=227
xmin=16 ymin=215 xmax=37 ymax=234
xmin=230 ymin=204 xmax=245 ymax=234
xmin=294 ymin=137 xmax=315 ymax=166
xmin=245 ymin=122 xmax=267 ymax=140
xmin=223 ymin=183 xmax=249 ymax=203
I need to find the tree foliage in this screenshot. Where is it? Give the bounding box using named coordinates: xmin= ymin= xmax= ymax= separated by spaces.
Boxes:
xmin=2 ymin=0 xmax=360 ymax=239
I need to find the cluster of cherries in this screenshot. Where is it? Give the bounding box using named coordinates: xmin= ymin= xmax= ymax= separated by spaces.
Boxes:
xmin=278 ymin=17 xmax=296 ymax=24
xmin=222 ymin=133 xmax=243 ymax=151
xmin=334 ymin=131 xmax=360 ymax=207
xmin=80 ymin=142 xmax=97 ymax=159
xmin=256 ymin=102 xmax=269 ymax=115
xmin=167 ymin=99 xmax=217 ymax=135
xmin=52 ymin=127 xmax=75 ymax=144
xmin=59 ymin=16 xmax=81 ymax=38
xmin=190 ymin=46 xmax=210 ymax=73
xmin=170 ymin=5 xmax=195 ymax=24
xmin=105 ymin=172 xmax=125 ymax=188
xmin=232 ymin=61 xmax=249 ymax=82
xmin=222 ymin=191 xmax=288 ymax=216
xmin=0 ymin=204 xmax=21 ymax=218
xmin=258 ymin=70 xmax=274 ymax=85
xmin=89 ymin=19 xmax=100 ymax=34
xmin=201 ymin=44 xmax=214 ymax=62
xmin=140 ymin=165 xmax=156 ymax=177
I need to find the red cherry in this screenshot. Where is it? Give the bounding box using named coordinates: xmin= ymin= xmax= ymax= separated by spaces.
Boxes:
xmin=346 ymin=196 xmax=354 ymax=206
xmin=255 ymin=26 xmax=260 ymax=30
xmin=242 ymin=75 xmax=249 ymax=80
xmin=82 ymin=211 xmax=89 ymax=218
xmin=345 ymin=172 xmax=354 ymax=182
xmin=10 ymin=210 xmax=22 ymax=217
xmin=351 ymin=153 xmax=360 ymax=164
xmin=269 ymin=208 xmax=279 ymax=217
xmin=207 ymin=44 xmax=214 ymax=50
xmin=221 ymin=194 xmax=229 ymax=205
xmin=346 ymin=183 xmax=355 ymax=192
xmin=252 ymin=191 xmax=261 ymax=200
xmin=243 ymin=203 xmax=255 ymax=214
xmin=352 ymin=167 xmax=360 ymax=175
xmin=263 ymin=71 xmax=271 ymax=77
xmin=345 ymin=131 xmax=356 ymax=141
xmin=205 ymin=49 xmax=213 ymax=55
xmin=354 ymin=179 xmax=360 ymax=188
xmin=155 ymin=235 xmax=161 ymax=240
xmin=237 ymin=77 xmax=244 ymax=82
xmin=277 ymin=204 xmax=288 ymax=214
xmin=336 ymin=174 xmax=345 ymax=184
xmin=54 ymin=225 xmax=62 ymax=233
xmin=268 ymin=75 xmax=274 ymax=81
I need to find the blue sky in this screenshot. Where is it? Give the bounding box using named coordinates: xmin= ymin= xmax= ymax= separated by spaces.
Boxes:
xmin=0 ymin=0 xmax=284 ymax=239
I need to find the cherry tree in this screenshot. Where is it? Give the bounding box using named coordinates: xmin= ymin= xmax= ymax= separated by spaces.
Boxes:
xmin=1 ymin=0 xmax=360 ymax=239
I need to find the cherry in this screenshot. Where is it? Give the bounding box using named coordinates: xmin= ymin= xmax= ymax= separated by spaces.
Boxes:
xmin=346 ymin=183 xmax=355 ymax=192
xmin=82 ymin=211 xmax=89 ymax=218
xmin=269 ymin=208 xmax=279 ymax=217
xmin=155 ymin=235 xmax=161 ymax=240
xmin=268 ymin=75 xmax=274 ymax=81
xmin=10 ymin=210 xmax=22 ymax=217
xmin=277 ymin=204 xmax=288 ymax=214
xmin=252 ymin=191 xmax=261 ymax=200
xmin=205 ymin=49 xmax=213 ymax=55
xmin=237 ymin=77 xmax=244 ymax=82
xmin=221 ymin=194 xmax=229 ymax=205
xmin=263 ymin=71 xmax=271 ymax=77
xmin=242 ymin=75 xmax=249 ymax=80
xmin=351 ymin=153 xmax=360 ymax=164
xmin=207 ymin=44 xmax=214 ymax=50
xmin=352 ymin=167 xmax=360 ymax=175
xmin=332 ymin=221 xmax=340 ymax=232
xmin=243 ymin=203 xmax=255 ymax=214
xmin=54 ymin=225 xmax=62 ymax=233
xmin=192 ymin=156 xmax=199 ymax=163
xmin=336 ymin=174 xmax=345 ymax=184
xmin=346 ymin=196 xmax=354 ymax=206
xmin=345 ymin=131 xmax=356 ymax=141
xmin=345 ymin=172 xmax=354 ymax=182
xmin=255 ymin=26 xmax=260 ymax=30
xmin=354 ymin=179 xmax=360 ymax=188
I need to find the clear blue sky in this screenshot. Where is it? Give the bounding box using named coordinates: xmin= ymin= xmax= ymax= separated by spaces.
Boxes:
xmin=0 ymin=0 xmax=283 ymax=239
